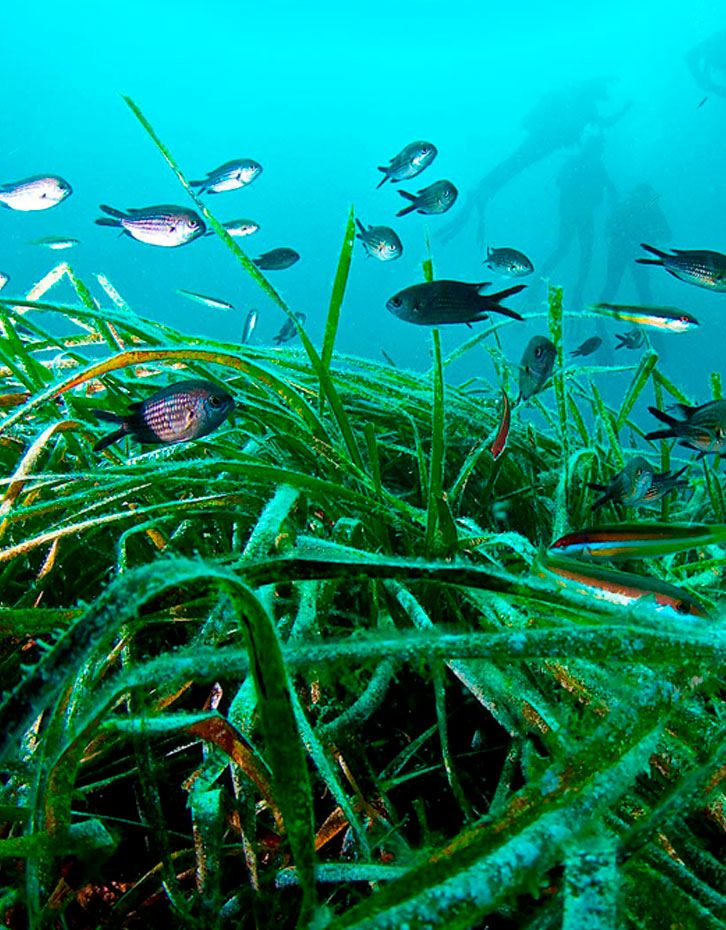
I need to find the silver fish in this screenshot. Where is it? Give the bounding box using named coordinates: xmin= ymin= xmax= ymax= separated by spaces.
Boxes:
xmin=242 ymin=308 xmax=259 ymax=344
xmin=396 ymin=179 xmax=458 ymax=217
xmin=176 ymin=289 xmax=234 ymax=310
xmin=190 ymin=159 xmax=262 ymax=194
xmin=355 ymin=219 xmax=402 ymax=261
xmin=637 ymin=243 xmax=726 ymax=291
xmin=30 ymin=236 xmax=79 ymax=250
xmin=387 ymin=280 xmax=525 ymax=326
xmin=253 ymin=248 xmax=300 ymax=270
xmin=645 ymin=400 xmax=726 ymax=457
xmin=95 ymin=204 xmax=206 ymax=247
xmin=376 ymin=141 xmax=437 ymax=188
xmin=518 ymin=336 xmax=556 ymax=402
xmin=273 ymin=312 xmax=306 ymax=345
xmin=221 ymin=218 xmax=259 ymax=237
xmin=93 ymin=380 xmax=234 ymax=452
xmin=588 ymin=457 xmax=655 ymax=511
xmin=0 ymin=175 xmax=72 ymax=211
xmin=483 ymin=247 xmax=534 ymax=277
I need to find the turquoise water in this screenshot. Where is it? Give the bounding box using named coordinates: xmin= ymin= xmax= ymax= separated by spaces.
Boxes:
xmin=1 ymin=1 xmax=725 ymax=393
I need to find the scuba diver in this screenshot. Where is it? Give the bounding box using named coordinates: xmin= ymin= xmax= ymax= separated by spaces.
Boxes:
xmin=539 ymin=129 xmax=617 ymax=311
xmin=601 ymin=183 xmax=672 ymax=305
xmin=437 ymin=77 xmax=631 ymax=244
xmin=686 ymin=31 xmax=726 ymax=99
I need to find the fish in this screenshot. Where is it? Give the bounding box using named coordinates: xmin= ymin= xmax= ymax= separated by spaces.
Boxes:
xmin=636 ymin=243 xmax=726 ymax=292
xmin=95 ymin=204 xmax=206 ymax=247
xmin=0 ymin=272 xmax=8 ymax=292
xmin=396 ymin=180 xmax=458 ymax=217
xmin=490 ymin=390 xmax=510 ymax=460
xmin=518 ymin=336 xmax=556 ymax=402
xmin=376 ymin=141 xmax=437 ymax=188
xmin=570 ymin=336 xmax=602 ymax=357
xmin=483 ymin=247 xmax=534 ymax=277
xmin=386 ymin=280 xmax=525 ymax=326
xmin=615 ymin=329 xmax=645 ymax=350
xmin=355 ymin=220 xmax=402 ymax=261
xmin=176 ymin=289 xmax=234 ymax=310
xmin=0 ymin=175 xmax=72 ymax=211
xmin=29 ymin=236 xmax=79 ymax=250
xmin=591 ymin=302 xmax=699 ymax=332
xmin=587 ymin=456 xmax=654 ymax=511
xmin=272 ymin=312 xmax=306 ymax=345
xmin=253 ymin=248 xmax=300 ymax=270
xmin=550 ymin=520 xmax=724 ymax=561
xmin=190 ymin=159 xmax=262 ymax=194
xmin=92 ymin=380 xmax=234 ymax=452
xmin=242 ymin=308 xmax=258 ymax=344
xmin=642 ymin=466 xmax=689 ymax=503
xmin=645 ymin=401 xmax=726 ymax=457
xmin=537 ymin=552 xmax=708 ymax=618
xmin=216 ymin=218 xmax=259 ymax=238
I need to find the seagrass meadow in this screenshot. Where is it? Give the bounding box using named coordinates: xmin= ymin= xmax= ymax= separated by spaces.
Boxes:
xmin=0 ymin=100 xmax=724 ymax=930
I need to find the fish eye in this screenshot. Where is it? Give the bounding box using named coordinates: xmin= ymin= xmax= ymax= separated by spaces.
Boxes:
xmin=674 ymin=600 xmax=690 ymax=614
xmin=188 ymin=218 xmax=198 ymax=227
xmin=534 ymin=345 xmax=544 ymax=358
xmin=390 ymin=296 xmax=403 ymax=308
xmin=679 ymin=315 xmax=690 ymax=324
xmin=208 ymin=394 xmax=224 ymax=409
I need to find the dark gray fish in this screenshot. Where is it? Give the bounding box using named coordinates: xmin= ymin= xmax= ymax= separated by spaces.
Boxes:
xmin=376 ymin=141 xmax=437 ymax=188
xmin=355 ymin=219 xmax=402 ymax=261
xmin=615 ymin=329 xmax=645 ymax=350
xmin=642 ymin=466 xmax=689 ymax=503
xmin=95 ymin=204 xmax=206 ymax=247
xmin=92 ymin=380 xmax=234 ymax=452
xmin=0 ymin=175 xmax=72 ymax=211
xmin=484 ymin=246 xmax=534 ymax=277
xmin=588 ymin=456 xmax=654 ymax=511
xmin=253 ymin=248 xmax=300 ymax=270
xmin=570 ymin=336 xmax=602 ymax=357
xmin=396 ymin=180 xmax=458 ymax=217
xmin=273 ymin=312 xmax=306 ymax=345
xmin=242 ymin=308 xmax=259 ymax=344
xmin=518 ymin=336 xmax=556 ymax=402
xmin=636 ymin=243 xmax=726 ymax=291
xmin=190 ymin=159 xmax=262 ymax=194
xmin=386 ymin=280 xmax=525 ymax=326
xmin=645 ymin=400 xmax=726 ymax=457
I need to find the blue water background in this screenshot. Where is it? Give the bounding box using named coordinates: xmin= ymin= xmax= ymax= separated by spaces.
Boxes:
xmin=1 ymin=1 xmax=724 ymax=415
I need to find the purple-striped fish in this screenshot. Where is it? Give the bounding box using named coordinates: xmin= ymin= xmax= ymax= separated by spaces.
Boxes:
xmin=93 ymin=380 xmax=234 ymax=452
xmin=0 ymin=175 xmax=72 ymax=211
xmin=95 ymin=204 xmax=206 ymax=247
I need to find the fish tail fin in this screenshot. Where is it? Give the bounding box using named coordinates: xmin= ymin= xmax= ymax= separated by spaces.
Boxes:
xmin=189 ymin=180 xmax=205 ymax=189
xmin=92 ymin=409 xmax=129 ymax=451
xmin=484 ymin=284 xmax=526 ymax=321
xmin=396 ymin=190 xmax=417 ymax=217
xmin=396 ymin=204 xmax=417 ymax=217
xmin=376 ymin=168 xmax=389 ymax=189
xmin=647 ymin=405 xmax=680 ymax=429
xmin=587 ymin=482 xmax=607 ymax=492
xmin=355 ymin=218 xmax=366 ymax=237
xmin=99 ymin=204 xmax=126 ymax=219
xmin=588 ymin=487 xmax=612 ymax=512
xmin=486 ymin=284 xmax=526 ymax=301
xmin=570 ymin=349 xmax=582 ymax=357
xmin=93 ymin=409 xmax=124 ymax=424
xmin=93 ymin=428 xmax=126 ymax=452
xmin=95 ymin=218 xmax=121 ymax=227
xmin=636 ymin=242 xmax=668 ymax=265
xmin=614 ymin=334 xmax=627 ymax=349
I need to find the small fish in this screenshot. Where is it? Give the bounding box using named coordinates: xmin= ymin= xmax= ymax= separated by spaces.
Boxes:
xmin=386 ymin=280 xmax=525 ymax=326
xmin=697 ymin=96 xmax=709 ymax=109
xmin=218 ymin=218 xmax=259 ymax=238
xmin=490 ymin=390 xmax=510 ymax=460
xmin=355 ymin=220 xmax=402 ymax=261
xmin=242 ymin=308 xmax=258 ymax=344
xmin=641 ymin=466 xmax=689 ymax=503
xmin=30 ymin=236 xmax=80 ymax=250
xmin=0 ymin=272 xmax=8 ymax=292
xmin=645 ymin=401 xmax=726 ymax=457
xmin=537 ymin=552 xmax=707 ymax=617
xmin=483 ymin=247 xmax=534 ymax=277
xmin=396 ymin=180 xmax=458 ymax=217
xmin=570 ymin=336 xmax=602 ymax=357
xmin=0 ymin=175 xmax=72 ymax=211
xmin=176 ymin=289 xmax=234 ymax=310
xmin=518 ymin=336 xmax=556 ymax=402
xmin=588 ymin=456 xmax=654 ymax=511
xmin=592 ymin=302 xmax=699 ymax=332
xmin=636 ymin=243 xmax=726 ymax=291
xmin=92 ymin=380 xmax=234 ymax=452
xmin=96 ymin=204 xmax=206 ymax=247
xmin=190 ymin=159 xmax=262 ymax=194
xmin=550 ymin=519 xmax=724 ymax=562
xmin=273 ymin=312 xmax=306 ymax=345
xmin=376 ymin=141 xmax=437 ymax=188
xmin=615 ymin=329 xmax=645 ymax=350
xmin=253 ymin=248 xmax=300 ymax=270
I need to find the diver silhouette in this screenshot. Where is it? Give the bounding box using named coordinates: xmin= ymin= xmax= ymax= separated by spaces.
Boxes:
xmin=437 ymin=77 xmax=631 ymax=244
xmin=686 ymin=31 xmax=726 ymax=98
xmin=601 ymin=183 xmax=671 ymax=305
xmin=539 ymin=130 xmax=617 ymax=311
